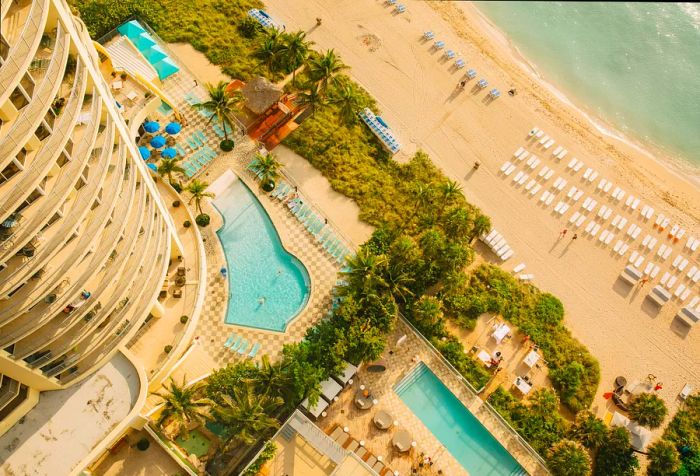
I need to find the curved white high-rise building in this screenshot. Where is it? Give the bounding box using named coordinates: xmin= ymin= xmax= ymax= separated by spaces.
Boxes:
xmin=0 ymin=0 xmax=179 ymax=428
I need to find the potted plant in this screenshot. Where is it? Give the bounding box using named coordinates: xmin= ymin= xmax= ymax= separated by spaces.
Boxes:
xmin=180 ymin=315 xmax=189 ymax=324
xmin=136 ymin=437 xmax=150 ymax=451
xmin=120 ymin=72 xmax=127 ymax=80
xmin=164 ymin=345 xmax=173 ymax=354
xmin=172 ymin=200 xmax=181 ymax=208
xmin=195 ymin=214 xmax=210 ymax=227
xmin=183 ymin=220 xmax=191 ymax=228
xmin=192 ymin=82 xmax=243 ymax=151
xmin=250 ymin=152 xmax=281 ymax=192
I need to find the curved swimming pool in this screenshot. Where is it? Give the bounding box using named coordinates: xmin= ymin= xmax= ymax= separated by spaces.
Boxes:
xmin=213 ymin=177 xmax=310 ymax=332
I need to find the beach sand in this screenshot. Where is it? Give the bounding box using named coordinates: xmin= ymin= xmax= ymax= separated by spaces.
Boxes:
xmin=167 ymin=43 xmax=230 ymax=86
xmin=262 ymin=0 xmax=700 ymax=425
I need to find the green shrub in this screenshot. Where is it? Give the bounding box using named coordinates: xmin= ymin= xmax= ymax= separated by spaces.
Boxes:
xmin=164 ymin=345 xmax=172 ymax=353
xmin=171 ymin=182 xmax=183 ymax=193
xmin=547 ymin=440 xmax=591 ymax=476
xmin=449 ymin=264 xmax=599 ymax=412
xmin=261 ymin=179 xmax=275 ymax=192
xmin=172 ymin=200 xmax=180 ymax=207
xmin=237 ymin=17 xmax=260 ymax=39
xmin=659 ymin=395 xmax=700 ymax=476
xmin=183 ymin=220 xmax=191 ymax=228
xmin=594 ymin=427 xmax=639 ymax=476
xmin=180 ymin=315 xmax=188 ymax=324
xmin=647 ymin=439 xmax=681 ymax=476
xmin=242 ymin=441 xmax=276 ymax=476
xmin=195 ymin=214 xmax=210 ymax=227
xmin=628 ymin=392 xmax=667 ymax=429
xmin=136 ymin=437 xmax=150 ymax=451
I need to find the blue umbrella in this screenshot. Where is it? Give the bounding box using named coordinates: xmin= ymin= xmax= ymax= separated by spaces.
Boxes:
xmin=143 ymin=121 xmax=160 ymax=133
xmin=147 ymin=163 xmax=158 ymax=172
xmin=165 ymin=122 xmax=181 ymax=135
xmin=150 ymin=135 xmax=166 ymax=148
xmin=118 ymin=20 xmax=146 ymax=39
xmin=161 ymin=147 xmax=177 ymax=159
xmin=138 ymin=146 xmax=151 ymax=160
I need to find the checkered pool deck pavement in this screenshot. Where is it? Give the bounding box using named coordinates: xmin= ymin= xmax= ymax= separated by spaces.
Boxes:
xmin=155 ymin=72 xmax=342 ymax=366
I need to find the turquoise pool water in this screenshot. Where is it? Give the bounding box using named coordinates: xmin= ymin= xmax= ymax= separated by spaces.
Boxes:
xmin=395 ymin=363 xmax=525 ymax=475
xmin=213 ymin=178 xmax=310 ymax=332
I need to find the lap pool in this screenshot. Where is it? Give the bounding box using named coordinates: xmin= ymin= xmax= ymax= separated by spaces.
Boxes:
xmin=395 ymin=363 xmax=526 ymax=476
xmin=213 ymin=177 xmax=310 ymax=332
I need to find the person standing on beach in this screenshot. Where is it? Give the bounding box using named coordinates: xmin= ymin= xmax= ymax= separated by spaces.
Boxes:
xmin=571 ymin=233 xmax=578 ymax=241
xmin=560 ymin=228 xmax=568 ymax=238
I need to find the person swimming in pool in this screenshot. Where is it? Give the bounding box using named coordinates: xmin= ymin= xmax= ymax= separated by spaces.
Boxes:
xmin=258 ymin=296 xmax=266 ymax=305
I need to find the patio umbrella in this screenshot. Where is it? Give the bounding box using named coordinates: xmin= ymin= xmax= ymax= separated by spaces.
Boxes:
xmin=133 ymin=33 xmax=156 ymax=50
xmin=147 ymin=163 xmax=158 ymax=172
xmin=143 ymin=121 xmax=160 ymax=133
xmin=165 ymin=122 xmax=181 ymax=135
xmin=153 ymin=57 xmax=179 ymax=80
xmin=161 ymin=147 xmax=177 ymax=159
xmin=138 ymin=146 xmax=151 ymax=160
xmin=150 ymin=135 xmax=166 ymax=149
xmin=143 ymin=44 xmax=167 ymax=63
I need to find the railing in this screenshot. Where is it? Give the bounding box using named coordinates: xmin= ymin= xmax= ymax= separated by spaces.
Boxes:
xmin=0 ymin=0 xmax=47 ymax=95
xmin=398 ymin=315 xmax=550 ymax=473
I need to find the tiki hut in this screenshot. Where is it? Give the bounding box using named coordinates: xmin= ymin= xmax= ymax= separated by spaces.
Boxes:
xmin=240 ymin=77 xmax=283 ymax=115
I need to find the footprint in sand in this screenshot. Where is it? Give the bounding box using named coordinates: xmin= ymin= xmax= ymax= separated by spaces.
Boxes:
xmin=357 ymin=33 xmax=381 ymax=53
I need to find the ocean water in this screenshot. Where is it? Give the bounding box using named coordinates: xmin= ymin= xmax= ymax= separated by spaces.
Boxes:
xmin=475 ymin=2 xmax=700 ymax=168
xmin=213 ymin=178 xmax=310 ymax=332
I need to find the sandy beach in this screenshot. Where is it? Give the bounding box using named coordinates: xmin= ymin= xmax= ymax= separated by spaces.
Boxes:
xmin=256 ymin=0 xmax=700 ymax=423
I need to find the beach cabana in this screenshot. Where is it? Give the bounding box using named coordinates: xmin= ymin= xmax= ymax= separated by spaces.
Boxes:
xmin=150 ymin=135 xmax=166 ymax=149
xmin=319 ymin=377 xmax=343 ymax=403
xmin=133 ymin=33 xmax=156 ymax=50
xmin=117 ymin=20 xmax=145 ymax=39
xmin=300 ymin=396 xmax=329 ymax=420
xmin=165 ymin=122 xmax=182 ymax=135
xmin=333 ymin=361 xmax=358 ymax=387
xmin=161 ymin=147 xmax=177 ymax=159
xmin=143 ymin=121 xmax=160 ymax=133
xmin=675 ymin=306 xmax=699 ymax=328
xmin=142 ymin=44 xmax=168 ymax=63
xmin=138 ymin=146 xmax=151 ymax=160
xmin=619 ymin=265 xmax=642 ymax=286
xmin=611 ymin=412 xmax=653 ymax=451
xmin=647 ymin=285 xmax=671 ymax=306
xmin=491 ymin=323 xmax=511 ymax=344
xmin=152 ymin=57 xmax=179 ymax=80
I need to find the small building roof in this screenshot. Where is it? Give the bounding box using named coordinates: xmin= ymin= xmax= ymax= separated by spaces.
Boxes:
xmin=240 ymin=77 xmax=283 ymax=114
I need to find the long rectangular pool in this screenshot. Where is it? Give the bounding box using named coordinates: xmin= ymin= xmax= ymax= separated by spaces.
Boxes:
xmin=395 ymin=363 xmax=526 ymax=476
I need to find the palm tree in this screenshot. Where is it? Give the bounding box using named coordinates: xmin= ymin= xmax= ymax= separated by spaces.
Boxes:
xmin=250 ymin=152 xmax=281 ymax=190
xmin=213 ymin=383 xmax=283 ymax=448
xmin=193 ymin=81 xmax=242 ymax=150
xmin=281 ymin=31 xmax=313 ymax=83
xmin=437 ymin=180 xmax=462 ymax=219
xmin=628 ymin=392 xmax=667 ymax=429
xmin=186 ymin=179 xmax=214 ymax=215
xmin=329 ymin=80 xmax=367 ymax=124
xmin=254 ymin=29 xmax=286 ymax=73
xmin=307 ymin=49 xmax=348 ymax=92
xmin=342 ymin=248 xmax=388 ymax=298
xmin=255 ymin=355 xmax=289 ymax=397
xmin=547 ymin=440 xmax=591 ymax=476
xmin=384 ymin=265 xmax=414 ymax=304
xmin=151 ymin=377 xmax=213 ymax=438
xmin=400 ymin=182 xmax=434 ymax=233
xmin=295 ymin=83 xmax=326 ymax=116
xmin=157 ymin=157 xmax=185 ymax=185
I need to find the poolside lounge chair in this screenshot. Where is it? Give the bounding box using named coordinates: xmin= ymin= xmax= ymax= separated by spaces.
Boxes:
xmin=223 ymin=333 xmax=236 ymax=347
xmin=231 ymin=338 xmax=246 ymax=352
xmin=237 ymin=340 xmax=251 ymax=355
xmin=247 ymin=343 xmax=261 ymax=359
xmin=679 ymin=384 xmax=693 ymax=400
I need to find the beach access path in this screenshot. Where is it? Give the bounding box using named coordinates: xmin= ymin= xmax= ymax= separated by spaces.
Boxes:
xmin=264 ymin=0 xmax=700 ymax=421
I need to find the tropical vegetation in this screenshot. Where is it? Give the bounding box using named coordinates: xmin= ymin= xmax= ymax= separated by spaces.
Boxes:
xmin=651 ymin=395 xmax=700 ymax=476
xmin=249 ymin=152 xmax=281 ymax=191
xmin=627 ymin=393 xmax=668 ymax=429
xmin=157 ymin=156 xmax=184 ymax=186
xmin=186 ymin=179 xmax=214 ymax=220
xmin=194 ymin=81 xmax=243 ymax=150
xmin=547 ymin=440 xmax=591 ymax=476
xmin=151 ymin=377 xmax=213 ymax=439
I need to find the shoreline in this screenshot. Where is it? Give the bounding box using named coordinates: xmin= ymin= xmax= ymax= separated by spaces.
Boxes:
xmin=467 ymin=3 xmax=700 ymax=189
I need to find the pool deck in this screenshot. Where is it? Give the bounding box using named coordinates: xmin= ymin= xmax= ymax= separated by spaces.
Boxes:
xmin=156 ymin=71 xmax=341 ymax=367
xmin=319 ymin=319 xmax=548 ymax=476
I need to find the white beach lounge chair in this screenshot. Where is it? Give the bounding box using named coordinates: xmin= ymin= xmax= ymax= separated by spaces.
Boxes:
xmin=539 ymin=134 xmax=550 ymax=145
xmin=576 ymin=214 xmax=586 ymax=227
xmin=504 ymin=164 xmax=516 ymax=176
xmin=544 ymin=169 xmax=555 ymax=180
xmin=552 ymin=146 xmax=563 ymax=156
xmin=573 ymin=161 xmax=584 ymax=173
xmin=588 ymin=170 xmax=599 ymax=182
xmin=573 ymin=190 xmax=584 ymax=201
xmin=557 ymin=149 xmax=568 ymax=160
xmin=525 ymin=179 xmax=536 ymax=191
xmin=513 ymin=171 xmax=524 ymax=183
xmin=679 ymin=384 xmax=693 ymax=400
xmin=529 ymin=127 xmax=540 ymax=137
xmin=529 ymin=184 xmax=541 ymax=196
xmin=513 ymin=147 xmax=525 ymax=158
xmin=501 ymin=161 xmax=513 ymax=173
xmin=513 ymin=263 xmax=526 ymax=273
xmin=688 ymin=265 xmax=698 ymax=280
xmin=543 ymin=139 xmax=555 ymax=149
xmin=569 ymin=211 xmax=581 ymax=224
xmin=613 ymin=240 xmax=624 ymax=254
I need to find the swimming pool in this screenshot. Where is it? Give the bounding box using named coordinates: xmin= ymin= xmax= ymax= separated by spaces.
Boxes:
xmin=395 ymin=363 xmax=526 ymax=476
xmin=213 ymin=178 xmax=310 ymax=332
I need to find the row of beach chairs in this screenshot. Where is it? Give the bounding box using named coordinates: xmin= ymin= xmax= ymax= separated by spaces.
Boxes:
xmin=223 ymin=332 xmax=261 ymax=359
xmin=358 ymin=108 xmax=401 ymax=154
xmin=182 ymin=145 xmax=216 ymax=178
xmin=480 ymin=229 xmax=514 ymax=261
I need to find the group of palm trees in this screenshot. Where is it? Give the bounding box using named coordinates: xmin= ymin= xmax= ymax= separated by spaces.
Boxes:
xmin=254 ymin=28 xmax=368 ymax=121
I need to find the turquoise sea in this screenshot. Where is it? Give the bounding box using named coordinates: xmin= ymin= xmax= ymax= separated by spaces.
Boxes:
xmin=475 ymin=2 xmax=700 ymax=168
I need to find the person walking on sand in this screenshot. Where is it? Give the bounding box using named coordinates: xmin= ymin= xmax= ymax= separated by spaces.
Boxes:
xmin=639 ymin=276 xmax=649 ymax=287
xmin=559 ymin=228 xmax=568 ymax=238
xmin=571 ymin=233 xmax=578 ymax=241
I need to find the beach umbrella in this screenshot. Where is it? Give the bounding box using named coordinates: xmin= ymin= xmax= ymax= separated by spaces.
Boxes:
xmin=161 ymin=147 xmax=177 ymax=159
xmin=150 ymin=135 xmax=166 ymax=149
xmin=117 ymin=20 xmax=145 ymax=39
xmin=138 ymin=146 xmax=151 ymax=160
xmin=147 ymin=163 xmax=158 ymax=172
xmin=143 ymin=121 xmax=160 ymax=133
xmin=165 ymin=122 xmax=181 ymax=135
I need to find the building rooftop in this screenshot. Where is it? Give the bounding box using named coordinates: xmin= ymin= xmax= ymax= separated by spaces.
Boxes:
xmin=0 ymin=352 xmax=141 ymax=475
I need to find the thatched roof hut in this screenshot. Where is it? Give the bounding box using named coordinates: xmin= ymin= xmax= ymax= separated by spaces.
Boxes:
xmin=240 ymin=77 xmax=283 ymax=115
